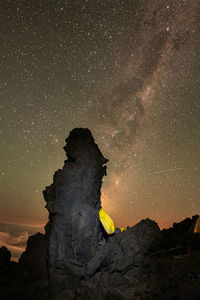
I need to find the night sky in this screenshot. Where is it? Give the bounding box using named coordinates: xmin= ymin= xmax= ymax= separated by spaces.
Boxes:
xmin=0 ymin=0 xmax=200 ymax=260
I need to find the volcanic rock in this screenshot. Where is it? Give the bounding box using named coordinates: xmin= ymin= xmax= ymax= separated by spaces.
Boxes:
xmin=19 ymin=232 xmax=47 ymax=280
xmin=43 ymin=128 xmax=108 ymax=295
xmin=0 ymin=246 xmax=11 ymax=276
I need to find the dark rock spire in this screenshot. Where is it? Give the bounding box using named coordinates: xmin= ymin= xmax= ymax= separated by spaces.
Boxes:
xmin=43 ymin=128 xmax=109 ymax=294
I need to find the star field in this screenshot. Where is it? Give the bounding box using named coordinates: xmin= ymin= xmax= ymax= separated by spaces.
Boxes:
xmin=0 ymin=0 xmax=200 ymax=258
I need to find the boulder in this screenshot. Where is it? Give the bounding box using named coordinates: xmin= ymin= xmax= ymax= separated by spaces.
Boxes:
xmin=0 ymin=246 xmax=11 ymax=275
xmin=19 ymin=232 xmax=47 ymax=280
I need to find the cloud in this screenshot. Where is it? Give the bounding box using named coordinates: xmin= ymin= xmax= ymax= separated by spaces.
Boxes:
xmin=0 ymin=231 xmax=28 ymax=248
xmin=0 ymin=220 xmax=45 ymax=261
xmin=0 ymin=231 xmax=28 ymax=260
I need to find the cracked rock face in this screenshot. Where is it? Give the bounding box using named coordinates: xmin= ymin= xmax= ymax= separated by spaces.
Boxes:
xmin=43 ymin=129 xmax=109 ymax=292
xmin=43 ymin=128 xmax=161 ymax=298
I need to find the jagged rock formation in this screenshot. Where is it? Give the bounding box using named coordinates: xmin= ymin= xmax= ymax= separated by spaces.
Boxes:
xmin=0 ymin=234 xmax=48 ymax=300
xmin=19 ymin=232 xmax=47 ymax=281
xmin=42 ymin=128 xmax=162 ymax=298
xmin=43 ymin=128 xmax=109 ymax=294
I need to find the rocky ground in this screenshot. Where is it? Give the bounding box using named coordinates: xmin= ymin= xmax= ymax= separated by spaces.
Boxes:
xmin=0 ymin=216 xmax=200 ymax=300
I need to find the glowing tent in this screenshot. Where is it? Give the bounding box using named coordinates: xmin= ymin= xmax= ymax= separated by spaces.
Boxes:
xmin=194 ymin=216 xmax=200 ymax=233
xmin=99 ymin=208 xmax=127 ymax=234
xmin=99 ymin=208 xmax=115 ymax=234
xmin=120 ymin=227 xmax=127 ymax=232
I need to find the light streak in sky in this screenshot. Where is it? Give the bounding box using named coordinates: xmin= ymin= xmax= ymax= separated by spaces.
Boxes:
xmin=148 ymin=167 xmax=182 ymax=176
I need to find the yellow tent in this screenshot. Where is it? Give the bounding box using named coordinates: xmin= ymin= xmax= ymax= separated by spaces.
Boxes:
xmin=99 ymin=208 xmax=115 ymax=234
xmin=194 ymin=216 xmax=200 ymax=233
xmin=120 ymin=227 xmax=127 ymax=232
xmin=99 ymin=208 xmax=127 ymax=234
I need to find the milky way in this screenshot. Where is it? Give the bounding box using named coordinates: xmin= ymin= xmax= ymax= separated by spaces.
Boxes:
xmin=0 ymin=0 xmax=200 ymax=259
xmin=91 ymin=0 xmax=200 ymax=227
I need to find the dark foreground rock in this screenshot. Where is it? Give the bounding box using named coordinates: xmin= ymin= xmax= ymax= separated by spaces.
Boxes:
xmin=19 ymin=232 xmax=47 ymax=280
xmin=0 ymin=246 xmax=11 ymax=276
xmin=0 ymin=128 xmax=199 ymax=300
xmin=0 ymin=234 xmax=48 ymax=300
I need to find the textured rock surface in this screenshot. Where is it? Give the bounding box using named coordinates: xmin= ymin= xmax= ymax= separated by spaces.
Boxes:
xmin=43 ymin=128 xmax=109 ymax=295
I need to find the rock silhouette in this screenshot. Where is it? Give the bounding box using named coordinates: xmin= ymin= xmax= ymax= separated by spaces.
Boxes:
xmin=0 ymin=128 xmax=200 ymax=300
xmin=19 ymin=232 xmax=47 ymax=281
xmin=43 ymin=128 xmax=108 ymax=293
xmin=0 ymin=246 xmax=11 ymax=276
